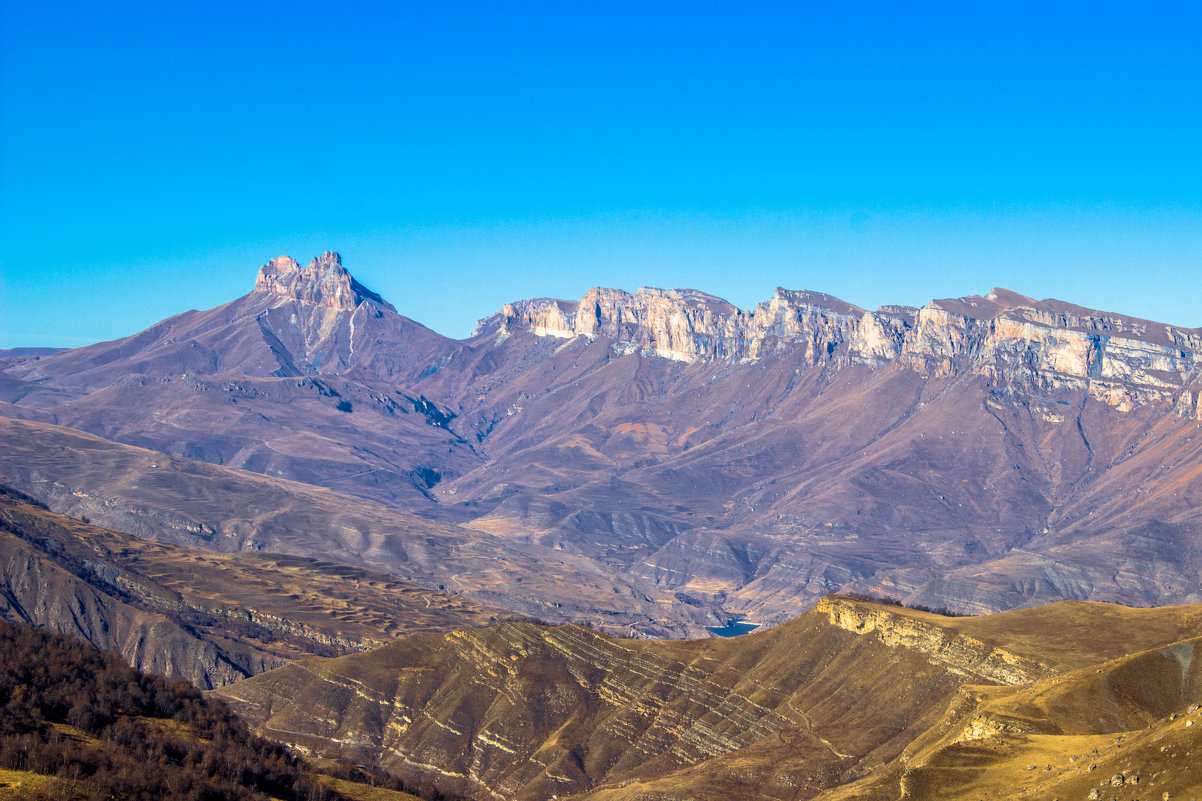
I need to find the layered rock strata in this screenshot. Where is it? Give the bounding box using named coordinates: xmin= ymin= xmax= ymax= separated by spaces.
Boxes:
xmin=218 ymin=597 xmax=1202 ymax=801
xmin=817 ymin=596 xmax=1052 ymax=685
xmin=486 ymin=286 xmax=1202 ymax=416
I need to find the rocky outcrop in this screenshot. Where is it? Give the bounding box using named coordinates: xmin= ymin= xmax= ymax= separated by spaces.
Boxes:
xmin=817 ymin=596 xmax=1054 ymax=685
xmin=488 ymin=286 xmax=1202 ymax=416
xmin=254 ymin=251 xmax=394 ymax=312
xmin=249 ymin=251 xmax=445 ymax=379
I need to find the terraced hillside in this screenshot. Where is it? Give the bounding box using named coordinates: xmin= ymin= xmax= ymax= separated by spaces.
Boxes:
xmin=0 ymin=484 xmax=507 ymax=687
xmin=0 ymin=417 xmax=723 ymax=637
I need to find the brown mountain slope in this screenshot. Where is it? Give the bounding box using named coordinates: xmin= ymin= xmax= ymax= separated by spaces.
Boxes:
xmin=418 ymin=330 xmax=1202 ymax=621
xmin=355 ymin=283 xmax=1202 ymax=618
xmin=214 ymin=596 xmax=1202 ymax=801
xmin=5 ymin=253 xmax=1202 ymax=625
xmin=0 ymin=252 xmax=476 ymax=509
xmin=0 ymin=484 xmax=507 ymax=687
xmin=0 ymin=417 xmax=724 ymax=636
xmin=816 ymin=631 xmax=1202 ymax=801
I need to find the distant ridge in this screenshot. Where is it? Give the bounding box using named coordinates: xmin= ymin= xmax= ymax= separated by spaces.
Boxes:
xmin=3 ymin=251 xmax=1202 ymax=634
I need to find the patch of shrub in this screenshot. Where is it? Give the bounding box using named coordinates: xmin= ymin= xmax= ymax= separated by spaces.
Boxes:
xmin=0 ymin=620 xmax=464 ymax=801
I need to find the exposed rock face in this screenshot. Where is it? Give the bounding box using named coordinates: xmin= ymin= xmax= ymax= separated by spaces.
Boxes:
xmin=485 ymin=287 xmax=871 ymax=363
xmin=488 ymin=286 xmax=1202 ymax=416
xmin=817 ymin=596 xmax=1050 ymax=685
xmin=254 ymin=251 xmax=394 ymax=312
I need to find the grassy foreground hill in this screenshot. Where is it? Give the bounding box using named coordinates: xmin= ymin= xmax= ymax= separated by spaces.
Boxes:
xmin=217 ymin=596 xmax=1202 ymax=801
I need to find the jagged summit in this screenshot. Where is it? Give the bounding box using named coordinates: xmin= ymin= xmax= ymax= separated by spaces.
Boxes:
xmin=254 ymin=251 xmax=394 ymax=312
xmin=483 ymin=281 xmax=1202 ymax=384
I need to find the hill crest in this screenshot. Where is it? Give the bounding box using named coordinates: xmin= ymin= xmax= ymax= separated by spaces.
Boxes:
xmin=216 ymin=595 xmax=1202 ymax=801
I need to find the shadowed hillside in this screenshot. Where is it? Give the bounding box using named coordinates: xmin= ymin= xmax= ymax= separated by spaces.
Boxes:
xmin=0 ymin=484 xmax=508 ymax=687
xmin=0 ymin=418 xmax=725 ymax=637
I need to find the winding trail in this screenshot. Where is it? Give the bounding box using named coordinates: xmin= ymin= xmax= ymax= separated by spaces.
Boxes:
xmin=785 ymin=697 xmax=854 ymax=759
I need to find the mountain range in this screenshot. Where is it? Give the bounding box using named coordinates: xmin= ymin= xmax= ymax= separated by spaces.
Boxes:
xmin=4 ymin=251 xmax=1202 ymax=800
xmin=3 ymin=251 xmax=1201 ymax=632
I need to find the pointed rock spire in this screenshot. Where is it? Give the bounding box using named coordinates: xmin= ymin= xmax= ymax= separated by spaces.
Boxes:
xmin=254 ymin=251 xmax=393 ymax=311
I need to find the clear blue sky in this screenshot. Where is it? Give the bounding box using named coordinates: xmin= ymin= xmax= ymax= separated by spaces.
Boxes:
xmin=2 ymin=1 xmax=1200 ymax=347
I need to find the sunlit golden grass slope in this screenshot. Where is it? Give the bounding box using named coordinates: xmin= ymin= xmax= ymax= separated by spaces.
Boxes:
xmin=217 ymin=595 xmax=1202 ymax=801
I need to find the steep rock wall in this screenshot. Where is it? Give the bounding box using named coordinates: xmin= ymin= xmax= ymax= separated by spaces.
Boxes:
xmin=488 ymin=287 xmax=1202 ymax=417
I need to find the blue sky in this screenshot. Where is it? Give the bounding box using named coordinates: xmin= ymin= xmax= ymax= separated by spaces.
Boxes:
xmin=2 ymin=1 xmax=1200 ymax=347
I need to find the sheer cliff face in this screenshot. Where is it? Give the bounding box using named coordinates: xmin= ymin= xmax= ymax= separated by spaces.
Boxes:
xmin=487 ymin=287 xmax=873 ymax=363
xmin=489 ymin=285 xmax=1202 ymax=417
xmin=254 ymin=251 xmax=394 ymax=313
xmin=249 ymin=251 xmax=454 ymax=380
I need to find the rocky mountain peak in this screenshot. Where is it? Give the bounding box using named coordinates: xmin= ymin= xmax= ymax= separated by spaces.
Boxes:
xmin=484 ymin=282 xmax=1202 ymax=417
xmin=253 ymin=251 xmax=393 ymax=312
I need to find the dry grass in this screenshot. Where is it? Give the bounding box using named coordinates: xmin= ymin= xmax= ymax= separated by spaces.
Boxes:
xmin=0 ymin=769 xmax=61 ymax=800
xmin=316 ymin=775 xmax=423 ymax=801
